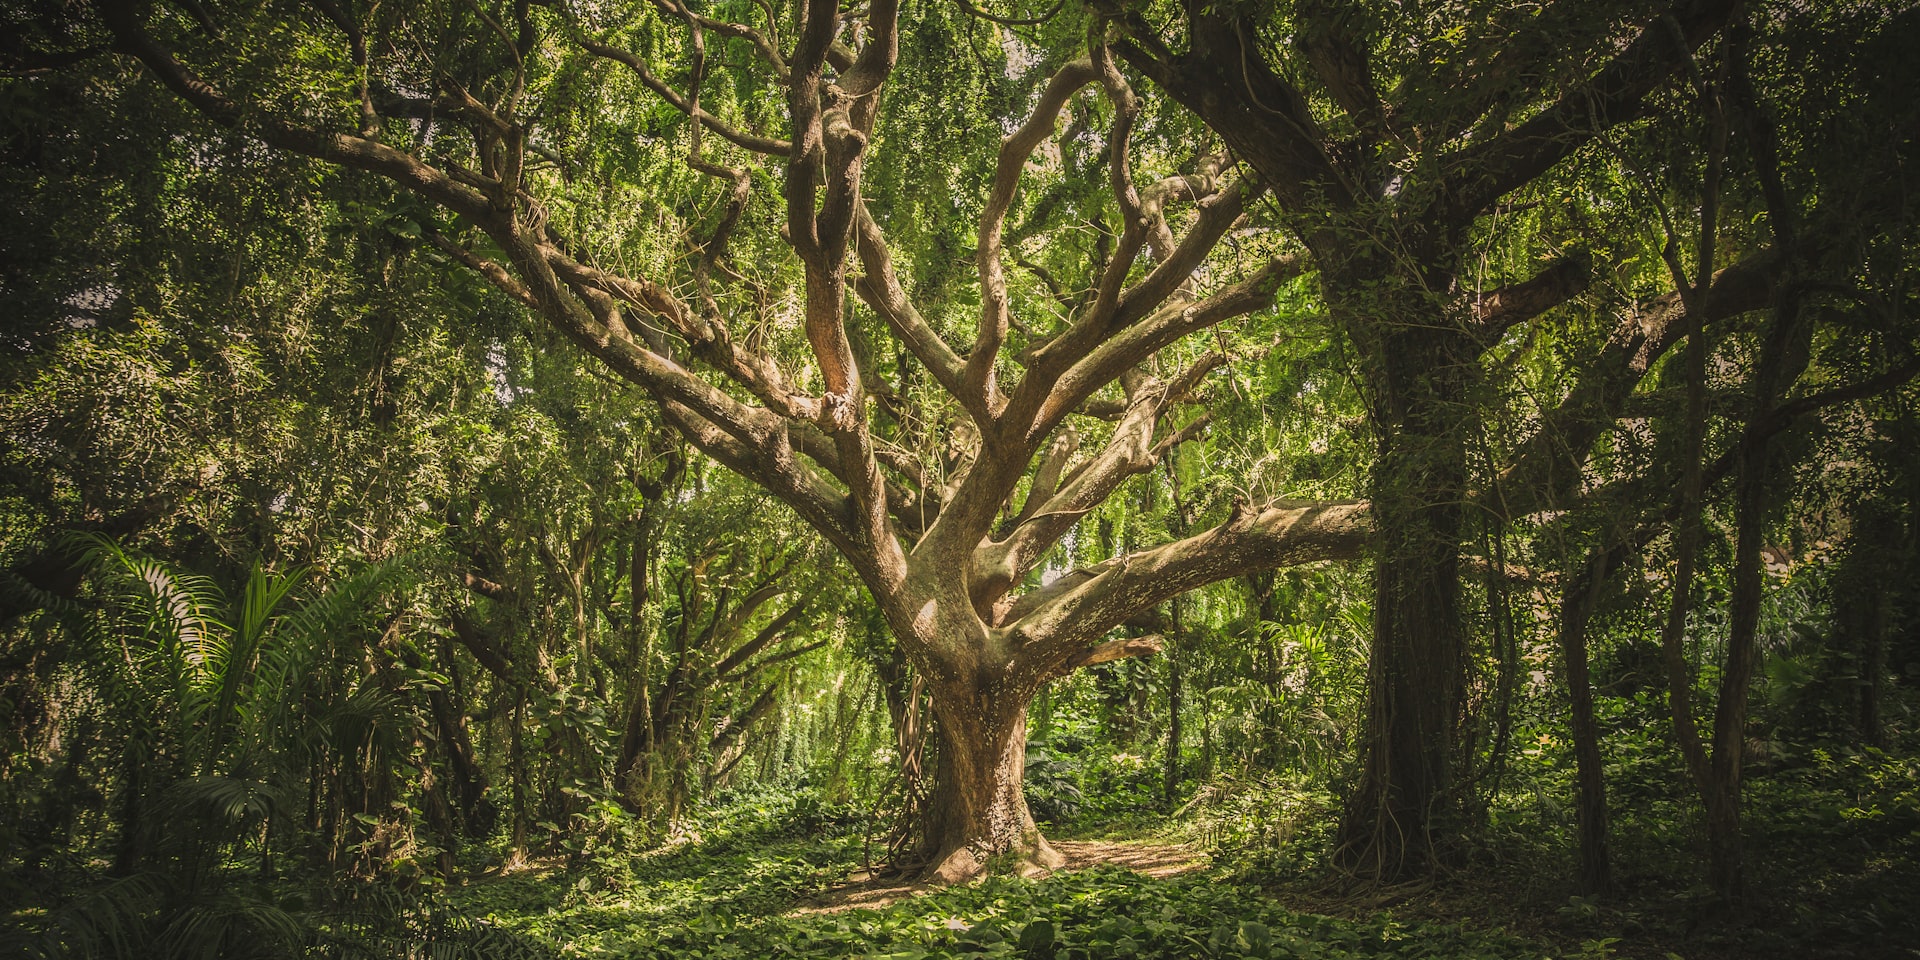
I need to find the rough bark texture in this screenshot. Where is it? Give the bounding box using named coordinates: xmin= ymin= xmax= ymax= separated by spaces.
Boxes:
xmin=921 ymin=693 xmax=1061 ymax=882
xmin=1333 ymin=279 xmax=1476 ymax=878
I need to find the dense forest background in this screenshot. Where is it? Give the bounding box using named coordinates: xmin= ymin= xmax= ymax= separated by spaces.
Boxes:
xmin=3 ymin=0 xmax=1919 ymax=957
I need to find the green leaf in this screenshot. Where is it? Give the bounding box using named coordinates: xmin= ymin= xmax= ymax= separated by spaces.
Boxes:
xmin=1235 ymin=920 xmax=1272 ymax=955
xmin=1016 ymin=919 xmax=1055 ymax=954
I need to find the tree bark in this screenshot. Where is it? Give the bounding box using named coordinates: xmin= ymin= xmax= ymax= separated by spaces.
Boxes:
xmin=1707 ymin=428 xmax=1770 ymax=901
xmin=1558 ymin=548 xmax=1617 ymax=896
xmin=1838 ymin=502 xmax=1900 ymax=748
xmin=1336 ymin=315 xmax=1473 ymax=880
xmin=1164 ymin=647 xmax=1183 ymax=808
xmin=1712 ymin=418 xmax=1781 ymax=898
xmin=1701 ymin=243 xmax=1812 ymax=899
xmin=920 ymin=688 xmax=1062 ymax=882
xmin=1338 ymin=536 xmax=1466 ymax=878
xmin=426 ymin=677 xmax=489 ymax=833
xmin=508 ymin=696 xmax=530 ymax=864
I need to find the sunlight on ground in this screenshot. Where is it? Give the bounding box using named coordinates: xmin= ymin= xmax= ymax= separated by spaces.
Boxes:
xmin=792 ymin=839 xmax=1205 ymax=914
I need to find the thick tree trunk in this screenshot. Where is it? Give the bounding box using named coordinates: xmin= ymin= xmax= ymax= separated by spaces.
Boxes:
xmin=919 ymin=689 xmax=1062 ymax=883
xmin=1336 ymin=317 xmax=1472 ymax=881
xmin=1338 ymin=537 xmax=1466 ymax=878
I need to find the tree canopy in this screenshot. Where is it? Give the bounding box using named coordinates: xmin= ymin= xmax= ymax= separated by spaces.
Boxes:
xmin=4 ymin=0 xmax=1920 ymax=955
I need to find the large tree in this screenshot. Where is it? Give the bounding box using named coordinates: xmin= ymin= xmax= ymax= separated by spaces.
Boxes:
xmin=48 ymin=0 xmax=1911 ymax=885
xmin=1087 ymin=0 xmax=1803 ymax=878
xmin=67 ymin=0 xmax=1375 ymax=879
xmin=1102 ymin=0 xmax=1920 ymax=886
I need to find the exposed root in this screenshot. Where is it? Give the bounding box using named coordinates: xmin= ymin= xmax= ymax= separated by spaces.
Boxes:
xmin=920 ymin=834 xmax=1066 ymax=884
xmin=794 ymin=839 xmax=1200 ymax=914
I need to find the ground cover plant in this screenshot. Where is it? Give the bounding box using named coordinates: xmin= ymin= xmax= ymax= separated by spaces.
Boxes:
xmin=4 ymin=0 xmax=1920 ymax=956
xmin=443 ymin=789 xmax=1569 ymax=960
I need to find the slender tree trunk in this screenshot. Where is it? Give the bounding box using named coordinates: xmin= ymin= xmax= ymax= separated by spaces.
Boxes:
xmin=1165 ymin=649 xmax=1183 ymax=808
xmin=1840 ymin=503 xmax=1900 ymax=747
xmin=111 ymin=745 xmax=143 ymax=875
xmin=509 ymin=696 xmax=529 ymax=864
xmin=1559 ymin=548 xmax=1616 ymax=895
xmin=616 ymin=483 xmax=662 ymax=801
xmin=873 ymin=641 xmax=929 ymax=862
xmin=1860 ymin=583 xmax=1888 ymax=749
xmin=419 ymin=759 xmax=460 ymax=877
xmin=415 ymin=640 xmax=488 ymax=832
xmin=1706 ymin=442 xmax=1768 ymax=901
xmin=1703 ymin=254 xmax=1810 ymax=900
xmin=1200 ymin=687 xmax=1215 ymax=783
xmin=1482 ymin=525 xmax=1521 ymax=810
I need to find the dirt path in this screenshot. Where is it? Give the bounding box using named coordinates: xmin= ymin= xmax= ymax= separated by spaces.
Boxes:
xmin=1050 ymin=839 xmax=1205 ymax=878
xmin=791 ymin=839 xmax=1205 ymax=915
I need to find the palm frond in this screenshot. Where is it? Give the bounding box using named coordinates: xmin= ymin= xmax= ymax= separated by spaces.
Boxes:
xmin=164 ymin=775 xmax=293 ymax=832
xmin=152 ymin=892 xmax=305 ymax=960
xmin=29 ymin=872 xmax=164 ymax=960
xmin=202 ymin=563 xmax=309 ymax=771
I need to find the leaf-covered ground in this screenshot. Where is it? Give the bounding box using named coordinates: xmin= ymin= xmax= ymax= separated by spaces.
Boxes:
xmin=444 ymin=797 xmax=1574 ymax=960
xmin=433 ymin=753 xmax=1920 ymax=960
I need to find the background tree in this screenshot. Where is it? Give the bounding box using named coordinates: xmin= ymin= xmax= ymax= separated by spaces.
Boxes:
xmin=65 ymin=0 xmax=1389 ymax=878
xmin=1093 ymin=0 xmax=1919 ymax=884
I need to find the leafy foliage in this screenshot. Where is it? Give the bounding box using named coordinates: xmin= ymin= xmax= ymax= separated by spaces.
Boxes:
xmin=3 ymin=0 xmax=1919 ymax=956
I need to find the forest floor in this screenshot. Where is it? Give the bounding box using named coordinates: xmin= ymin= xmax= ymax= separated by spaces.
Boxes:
xmin=794 ymin=837 xmax=1205 ymax=913
xmin=443 ymin=798 xmax=1578 ymax=959
xmin=437 ymin=763 xmax=1920 ymax=960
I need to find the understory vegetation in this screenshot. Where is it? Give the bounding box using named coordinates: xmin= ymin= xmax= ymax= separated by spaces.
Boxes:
xmin=12 ymin=761 xmax=1914 ymax=959
xmin=5 ymin=0 xmax=1920 ymax=957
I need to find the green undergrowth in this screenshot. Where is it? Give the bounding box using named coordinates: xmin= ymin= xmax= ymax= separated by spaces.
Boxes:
xmin=446 ymin=788 xmax=1568 ymax=960
xmin=449 ymin=789 xmax=871 ymax=955
xmin=1210 ymin=735 xmax=1920 ymax=959
xmin=696 ymin=868 xmax=1563 ymax=960
xmin=464 ymin=862 xmax=1571 ymax=960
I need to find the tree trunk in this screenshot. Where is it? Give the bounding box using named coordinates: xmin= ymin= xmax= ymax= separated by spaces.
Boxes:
xmin=874 ymin=644 xmax=929 ymax=862
xmin=1860 ymin=581 xmax=1888 ymax=749
xmin=111 ymin=744 xmax=144 ymax=875
xmin=1706 ymin=454 xmax=1766 ymax=901
xmin=419 ymin=760 xmax=461 ymax=877
xmin=1703 ymin=275 xmax=1810 ymax=902
xmin=1482 ymin=529 xmax=1521 ymax=811
xmin=1164 ymin=649 xmax=1183 ymax=808
xmin=1338 ymin=542 xmax=1466 ymax=878
xmin=1337 ymin=326 xmax=1472 ymax=879
xmin=1840 ymin=502 xmax=1900 ymax=747
xmin=412 ymin=639 xmax=489 ymax=834
xmin=919 ymin=689 xmax=1062 ymax=883
xmin=508 ymin=696 xmax=530 ymax=864
xmin=1558 ymin=548 xmax=1616 ymax=896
